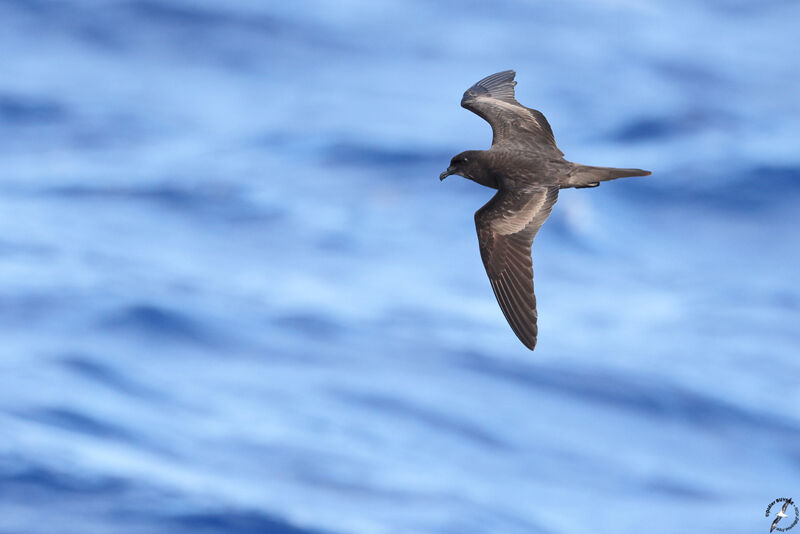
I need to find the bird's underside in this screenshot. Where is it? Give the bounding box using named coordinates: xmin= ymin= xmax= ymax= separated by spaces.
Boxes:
xmin=447 ymin=70 xmax=651 ymax=351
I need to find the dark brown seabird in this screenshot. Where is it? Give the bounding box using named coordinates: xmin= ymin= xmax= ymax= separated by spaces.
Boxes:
xmin=440 ymin=70 xmax=651 ymax=351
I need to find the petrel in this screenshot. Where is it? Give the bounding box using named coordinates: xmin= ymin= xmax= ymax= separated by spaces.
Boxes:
xmin=440 ymin=70 xmax=651 ymax=351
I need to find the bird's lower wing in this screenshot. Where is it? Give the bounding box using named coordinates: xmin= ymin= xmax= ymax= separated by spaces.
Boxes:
xmin=475 ymin=186 xmax=559 ymax=350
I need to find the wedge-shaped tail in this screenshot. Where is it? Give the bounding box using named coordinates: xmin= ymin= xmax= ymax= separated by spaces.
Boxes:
xmin=565 ymin=164 xmax=651 ymax=189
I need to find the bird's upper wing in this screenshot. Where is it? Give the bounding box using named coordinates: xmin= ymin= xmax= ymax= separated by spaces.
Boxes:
xmin=461 ymin=70 xmax=563 ymax=155
xmin=475 ymin=185 xmax=559 ymax=350
xmin=782 ymin=501 xmax=792 ymax=514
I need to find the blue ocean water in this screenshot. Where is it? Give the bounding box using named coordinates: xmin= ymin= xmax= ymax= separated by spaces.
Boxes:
xmin=0 ymin=1 xmax=799 ymax=533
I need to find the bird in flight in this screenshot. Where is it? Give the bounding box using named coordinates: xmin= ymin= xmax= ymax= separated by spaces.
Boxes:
xmin=440 ymin=70 xmax=651 ymax=351
xmin=771 ymin=499 xmax=794 ymax=533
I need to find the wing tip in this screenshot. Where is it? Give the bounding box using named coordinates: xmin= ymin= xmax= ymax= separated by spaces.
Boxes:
xmin=511 ymin=321 xmax=538 ymax=351
xmin=462 ymin=69 xmax=518 ymax=107
xmin=515 ymin=317 xmax=538 ymax=351
xmin=479 ymin=70 xmax=516 ymax=86
xmin=489 ymin=276 xmax=539 ymax=352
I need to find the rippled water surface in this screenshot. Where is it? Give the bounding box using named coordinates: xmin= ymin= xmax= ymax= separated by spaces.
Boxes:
xmin=1 ymin=1 xmax=799 ymax=533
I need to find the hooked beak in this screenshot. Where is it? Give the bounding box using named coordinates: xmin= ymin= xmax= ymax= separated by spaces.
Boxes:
xmin=439 ymin=167 xmax=454 ymax=181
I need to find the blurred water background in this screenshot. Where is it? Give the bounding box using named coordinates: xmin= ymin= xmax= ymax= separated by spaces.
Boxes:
xmin=1 ymin=1 xmax=799 ymax=533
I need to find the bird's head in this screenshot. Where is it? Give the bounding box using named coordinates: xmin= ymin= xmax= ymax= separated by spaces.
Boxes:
xmin=440 ymin=151 xmax=481 ymax=181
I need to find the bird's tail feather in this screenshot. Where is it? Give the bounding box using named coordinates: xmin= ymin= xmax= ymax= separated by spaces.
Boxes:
xmin=565 ymin=164 xmax=651 ymax=189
